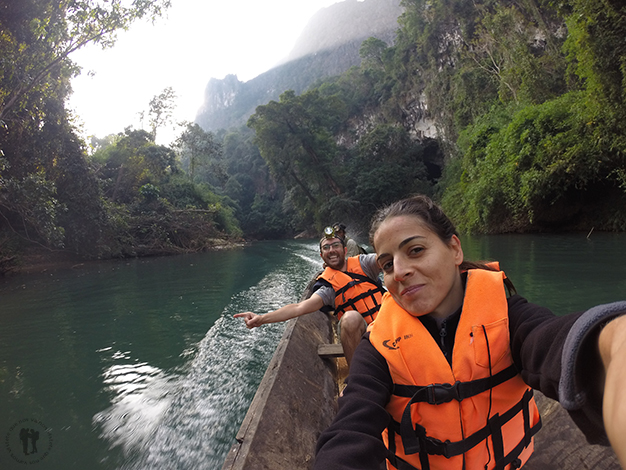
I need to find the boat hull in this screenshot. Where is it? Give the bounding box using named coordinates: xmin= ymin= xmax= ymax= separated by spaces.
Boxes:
xmin=222 ymin=279 xmax=340 ymax=470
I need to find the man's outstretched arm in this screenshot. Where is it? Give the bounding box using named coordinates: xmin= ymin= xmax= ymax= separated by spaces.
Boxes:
xmin=234 ymin=294 xmax=325 ymax=329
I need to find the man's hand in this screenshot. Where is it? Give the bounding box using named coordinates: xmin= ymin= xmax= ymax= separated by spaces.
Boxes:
xmin=233 ymin=295 xmax=324 ymax=330
xmin=234 ymin=312 xmax=263 ymax=329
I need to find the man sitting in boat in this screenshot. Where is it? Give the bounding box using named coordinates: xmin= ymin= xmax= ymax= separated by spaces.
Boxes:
xmin=234 ymin=227 xmax=385 ymax=367
xmin=332 ymin=222 xmax=367 ymax=257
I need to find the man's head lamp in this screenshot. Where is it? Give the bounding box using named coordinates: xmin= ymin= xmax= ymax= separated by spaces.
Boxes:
xmin=320 ymin=227 xmax=345 ymax=250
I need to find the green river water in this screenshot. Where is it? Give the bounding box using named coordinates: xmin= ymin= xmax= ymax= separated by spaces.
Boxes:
xmin=1 ymin=234 xmax=625 ymax=469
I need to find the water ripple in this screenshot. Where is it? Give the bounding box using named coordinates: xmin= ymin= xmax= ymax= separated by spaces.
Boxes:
xmin=95 ymin=253 xmax=318 ymax=470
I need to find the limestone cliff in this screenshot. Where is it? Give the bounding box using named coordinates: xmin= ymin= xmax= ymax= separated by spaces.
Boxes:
xmin=195 ymin=0 xmax=404 ymax=132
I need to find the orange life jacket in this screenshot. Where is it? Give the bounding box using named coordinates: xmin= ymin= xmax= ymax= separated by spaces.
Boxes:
xmin=317 ymin=256 xmax=385 ymax=324
xmin=369 ymin=268 xmax=542 ymax=470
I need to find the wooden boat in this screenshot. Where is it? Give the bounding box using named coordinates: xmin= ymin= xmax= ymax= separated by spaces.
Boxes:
xmin=221 ymin=277 xmax=620 ymax=470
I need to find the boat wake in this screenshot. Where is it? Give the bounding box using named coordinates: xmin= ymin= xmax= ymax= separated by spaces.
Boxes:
xmin=94 ymin=244 xmax=320 ymax=469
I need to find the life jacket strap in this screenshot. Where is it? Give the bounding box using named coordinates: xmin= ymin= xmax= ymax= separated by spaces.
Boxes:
xmin=334 ymin=271 xmax=383 ymax=295
xmin=336 ymin=290 xmax=383 ymax=318
xmin=386 ymin=425 xmax=423 ymax=470
xmin=391 ymin=388 xmax=541 ymax=468
xmin=334 ymin=273 xmax=385 ymax=317
xmin=393 ymin=363 xmax=518 ymax=405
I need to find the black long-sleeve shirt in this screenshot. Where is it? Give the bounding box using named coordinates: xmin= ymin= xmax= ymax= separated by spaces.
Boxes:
xmin=314 ymin=294 xmax=622 ymax=470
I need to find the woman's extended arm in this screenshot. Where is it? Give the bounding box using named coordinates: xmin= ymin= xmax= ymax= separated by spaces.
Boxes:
xmin=598 ymin=315 xmax=626 ymax=466
xmin=508 ymin=296 xmax=626 ymax=454
xmin=314 ymin=337 xmax=393 ymax=470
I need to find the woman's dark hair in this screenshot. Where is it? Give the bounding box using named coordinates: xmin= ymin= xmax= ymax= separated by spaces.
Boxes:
xmin=369 ymin=195 xmax=505 ymax=278
xmin=369 ymin=195 xmax=458 ymax=247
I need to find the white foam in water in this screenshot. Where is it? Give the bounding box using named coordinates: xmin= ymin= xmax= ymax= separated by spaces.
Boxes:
xmin=96 ymin=245 xmax=320 ymax=469
xmin=94 ymin=362 xmax=175 ymax=455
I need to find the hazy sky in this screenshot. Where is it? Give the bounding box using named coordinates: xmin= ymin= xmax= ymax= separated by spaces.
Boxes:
xmin=69 ymin=0 xmax=343 ymax=145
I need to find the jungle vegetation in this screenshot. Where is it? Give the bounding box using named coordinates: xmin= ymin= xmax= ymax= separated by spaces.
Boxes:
xmin=244 ymin=0 xmax=626 ymax=235
xmin=1 ymin=0 xmax=625 ymax=273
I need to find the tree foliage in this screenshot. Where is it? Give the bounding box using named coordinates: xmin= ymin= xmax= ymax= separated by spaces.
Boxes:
xmin=0 ymin=0 xmax=246 ymax=272
xmin=3 ymin=0 xmax=626 ymax=273
xmin=248 ymin=84 xmax=438 ymax=232
xmin=175 ymin=122 xmax=223 ymax=185
xmin=90 ymin=127 xmax=241 ymax=255
xmin=219 ymin=126 xmax=285 ymax=238
xmin=350 ymin=124 xmax=431 ymax=212
xmin=0 ymin=0 xmax=171 ymax=124
xmin=148 ymin=86 xmax=176 ymax=141
xmin=437 ymin=1 xmax=626 ymax=231
xmin=0 ymin=0 xmax=171 ymax=257
xmin=92 ymin=128 xmax=177 ymax=203
xmin=244 ymin=0 xmax=626 ymax=235
xmin=248 ymin=89 xmax=348 ymax=225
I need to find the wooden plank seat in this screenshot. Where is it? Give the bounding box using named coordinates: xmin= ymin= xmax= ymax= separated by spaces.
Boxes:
xmin=318 ymin=343 xmax=344 ymax=358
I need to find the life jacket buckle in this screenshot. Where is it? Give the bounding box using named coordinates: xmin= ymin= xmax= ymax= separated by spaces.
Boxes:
xmin=442 ymin=439 xmax=453 ymax=459
xmin=427 ymin=381 xmax=463 ymax=405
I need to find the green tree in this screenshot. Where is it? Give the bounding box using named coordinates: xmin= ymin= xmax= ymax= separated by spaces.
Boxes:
xmin=148 ymin=86 xmax=176 ymax=141
xmin=248 ymin=89 xmax=346 ymax=225
xmin=219 ymin=126 xmax=284 ymax=236
xmin=349 ymin=124 xmax=432 ymax=215
xmin=0 ymin=158 xmax=65 ymax=247
xmin=0 ymin=0 xmax=171 ymax=125
xmin=0 ymin=0 xmax=170 ymax=268
xmin=443 ymin=94 xmax=626 ymax=232
xmin=175 ymin=122 xmax=223 ymax=185
xmin=359 ymin=37 xmax=390 ymax=70
xmin=92 ymin=128 xmax=176 ymax=204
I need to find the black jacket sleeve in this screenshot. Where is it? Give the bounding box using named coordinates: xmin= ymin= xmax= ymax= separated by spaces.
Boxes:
xmin=508 ymin=296 xmax=626 ymax=445
xmin=314 ymin=335 xmax=392 ymax=470
xmin=506 ymin=295 xmax=580 ymax=400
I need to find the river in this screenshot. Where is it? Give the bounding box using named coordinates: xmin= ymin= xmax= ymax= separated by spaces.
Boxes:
xmin=1 ymin=234 xmax=625 ymax=469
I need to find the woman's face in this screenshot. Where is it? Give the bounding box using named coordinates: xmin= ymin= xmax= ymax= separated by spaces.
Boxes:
xmin=373 ymin=215 xmax=464 ymax=320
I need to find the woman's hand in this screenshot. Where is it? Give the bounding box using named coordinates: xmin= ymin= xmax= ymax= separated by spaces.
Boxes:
xmin=598 ymin=315 xmax=626 ymax=466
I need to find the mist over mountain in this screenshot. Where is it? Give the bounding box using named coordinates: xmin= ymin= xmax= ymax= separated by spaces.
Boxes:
xmin=284 ymin=0 xmax=403 ymax=62
xmin=195 ymin=0 xmax=403 ymax=131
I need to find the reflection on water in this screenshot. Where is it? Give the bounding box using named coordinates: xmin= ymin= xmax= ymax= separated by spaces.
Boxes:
xmin=0 ymin=236 xmax=624 ymax=469
xmin=0 ymin=240 xmax=321 ymax=470
xmin=95 ymin=360 xmax=174 ymax=455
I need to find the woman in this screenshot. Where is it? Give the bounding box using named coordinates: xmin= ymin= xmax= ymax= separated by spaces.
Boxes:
xmin=314 ymin=195 xmax=626 ymax=470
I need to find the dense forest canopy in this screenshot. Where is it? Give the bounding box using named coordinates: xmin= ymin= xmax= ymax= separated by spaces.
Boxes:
xmin=1 ymin=0 xmax=625 ymax=273
xmin=244 ymin=0 xmax=626 ymax=234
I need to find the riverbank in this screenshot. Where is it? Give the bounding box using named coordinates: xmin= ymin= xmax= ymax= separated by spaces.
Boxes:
xmin=0 ymin=249 xmax=88 ymax=276
xmin=2 ymin=239 xmax=247 ymax=276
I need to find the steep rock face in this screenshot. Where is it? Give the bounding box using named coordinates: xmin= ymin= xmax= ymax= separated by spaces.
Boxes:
xmin=402 ymin=92 xmax=437 ymax=140
xmin=336 ymin=96 xmax=437 ymax=150
xmin=202 ymin=75 xmax=242 ymax=115
xmin=195 ymin=0 xmax=403 ymax=132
